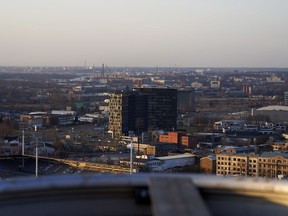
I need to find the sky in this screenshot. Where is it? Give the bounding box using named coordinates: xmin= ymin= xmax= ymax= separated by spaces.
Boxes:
xmin=0 ymin=0 xmax=288 ymax=67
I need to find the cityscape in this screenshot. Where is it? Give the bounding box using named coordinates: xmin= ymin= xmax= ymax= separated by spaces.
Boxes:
xmin=1 ymin=1 xmax=288 ymax=215
xmin=0 ymin=65 xmax=287 ymax=179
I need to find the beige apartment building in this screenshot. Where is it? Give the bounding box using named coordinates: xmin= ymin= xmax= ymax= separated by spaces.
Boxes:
xmin=216 ymin=152 xmax=288 ymax=179
xmin=258 ymin=152 xmax=288 ymax=178
xmin=216 ymin=153 xmax=257 ymax=176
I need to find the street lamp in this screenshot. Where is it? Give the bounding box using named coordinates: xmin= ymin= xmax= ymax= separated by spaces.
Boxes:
xmin=33 ymin=126 xmax=39 ymax=178
xmin=130 ymin=138 xmax=133 ymax=175
xmin=22 ymin=130 xmax=25 ymax=168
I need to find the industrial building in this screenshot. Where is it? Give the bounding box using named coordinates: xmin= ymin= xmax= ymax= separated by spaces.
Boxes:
xmin=254 ymin=105 xmax=288 ymax=123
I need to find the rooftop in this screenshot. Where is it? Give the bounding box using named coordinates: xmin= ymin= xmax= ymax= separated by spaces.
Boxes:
xmin=260 ymin=152 xmax=288 ymax=159
xmin=155 ymin=153 xmax=195 ymax=160
xmin=256 ymin=105 xmax=288 ymax=112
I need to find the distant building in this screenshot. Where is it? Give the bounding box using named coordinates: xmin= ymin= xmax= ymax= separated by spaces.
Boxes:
xmin=145 ymin=154 xmax=195 ymax=171
xmin=159 ymin=132 xmax=185 ymax=145
xmin=214 ymin=146 xmax=255 ymax=154
xmin=135 ymin=88 xmax=177 ymax=132
xmin=180 ymin=134 xmax=196 ymax=148
xmin=109 ymin=93 xmax=129 ymax=140
xmin=216 ymin=152 xmax=288 ymax=179
xmin=258 ymin=152 xmax=288 ymax=178
xmin=158 ymin=131 xmax=196 ymax=148
xmin=177 ymin=88 xmax=195 ymax=113
xmin=191 ymin=81 xmax=203 ymax=89
xmin=271 ymin=143 xmax=288 ymax=151
xmin=242 ymin=85 xmax=251 ymax=94
xmin=216 ymin=153 xmax=259 ymax=177
xmin=108 ymin=92 xmax=148 ymax=140
xmin=210 ymin=80 xmax=221 ymax=89
xmin=284 ymin=92 xmax=288 ymax=106
xmin=134 ymin=143 xmax=178 ymax=157
xmin=51 ymin=110 xmax=77 ymax=126
xmin=109 ymin=88 xmax=177 ymax=140
xmin=200 ymin=155 xmax=216 ymax=174
xmin=254 ymin=106 xmax=288 ymax=123
xmin=266 ymin=76 xmax=284 ymax=83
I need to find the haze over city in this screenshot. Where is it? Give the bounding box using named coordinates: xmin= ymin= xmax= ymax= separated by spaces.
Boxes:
xmin=1 ymin=0 xmax=288 ymax=67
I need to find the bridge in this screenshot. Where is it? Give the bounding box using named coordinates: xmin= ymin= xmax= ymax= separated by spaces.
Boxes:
xmin=0 ymin=155 xmax=131 ymax=174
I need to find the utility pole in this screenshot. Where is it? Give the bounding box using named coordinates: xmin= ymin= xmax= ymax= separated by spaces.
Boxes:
xmin=22 ymin=130 xmax=25 ymax=168
xmin=130 ymin=138 xmax=133 ymax=175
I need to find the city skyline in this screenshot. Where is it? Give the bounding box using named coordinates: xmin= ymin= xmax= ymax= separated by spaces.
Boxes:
xmin=1 ymin=0 xmax=288 ymax=67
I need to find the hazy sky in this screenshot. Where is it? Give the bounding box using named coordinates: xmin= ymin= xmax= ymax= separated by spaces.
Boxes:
xmin=1 ymin=0 xmax=288 ymax=67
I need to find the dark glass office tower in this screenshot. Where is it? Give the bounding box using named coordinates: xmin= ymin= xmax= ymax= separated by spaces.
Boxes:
xmin=128 ymin=93 xmax=148 ymax=135
xmin=177 ymin=88 xmax=196 ymax=113
xmin=109 ymin=88 xmax=177 ymax=140
xmin=135 ymin=88 xmax=177 ymax=132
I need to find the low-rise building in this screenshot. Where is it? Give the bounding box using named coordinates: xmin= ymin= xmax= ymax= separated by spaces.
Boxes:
xmin=258 ymin=152 xmax=288 ymax=179
xmin=216 ymin=152 xmax=288 ymax=179
xmin=145 ymin=153 xmax=195 ymax=171
xmin=200 ymin=155 xmax=216 ymax=174
xmin=216 ymin=153 xmax=260 ymax=177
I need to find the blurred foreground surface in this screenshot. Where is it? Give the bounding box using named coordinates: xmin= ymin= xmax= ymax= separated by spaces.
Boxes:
xmin=0 ymin=174 xmax=288 ymax=216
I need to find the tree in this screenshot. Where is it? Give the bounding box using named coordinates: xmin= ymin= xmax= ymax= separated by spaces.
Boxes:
xmin=0 ymin=122 xmax=15 ymax=137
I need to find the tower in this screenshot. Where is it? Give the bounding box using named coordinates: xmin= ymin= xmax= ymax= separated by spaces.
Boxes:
xmin=109 ymin=88 xmax=178 ymax=140
xmin=101 ymin=63 xmax=105 ymax=78
xmin=177 ymin=88 xmax=196 ymax=113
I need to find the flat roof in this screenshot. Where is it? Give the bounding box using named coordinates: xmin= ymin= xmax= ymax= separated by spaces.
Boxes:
xmin=155 ymin=154 xmax=195 ymax=160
